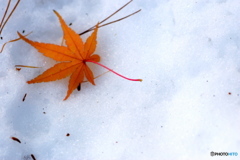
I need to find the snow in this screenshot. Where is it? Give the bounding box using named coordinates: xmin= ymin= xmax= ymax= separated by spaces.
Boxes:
xmin=0 ymin=0 xmax=240 ymax=159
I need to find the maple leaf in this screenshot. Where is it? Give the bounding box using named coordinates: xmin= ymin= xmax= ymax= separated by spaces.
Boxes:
xmin=18 ymin=10 xmax=141 ymax=100
xmin=18 ymin=10 xmax=100 ymax=100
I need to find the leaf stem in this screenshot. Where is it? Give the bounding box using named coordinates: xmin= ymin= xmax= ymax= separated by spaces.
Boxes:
xmin=86 ymin=60 xmax=142 ymax=82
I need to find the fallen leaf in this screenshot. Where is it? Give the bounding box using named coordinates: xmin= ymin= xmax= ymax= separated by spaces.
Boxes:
xmin=18 ymin=10 xmax=141 ymax=100
xmin=18 ymin=10 xmax=100 ymax=100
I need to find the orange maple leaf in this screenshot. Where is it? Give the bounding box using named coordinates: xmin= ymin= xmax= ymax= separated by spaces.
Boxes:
xmin=18 ymin=10 xmax=141 ymax=100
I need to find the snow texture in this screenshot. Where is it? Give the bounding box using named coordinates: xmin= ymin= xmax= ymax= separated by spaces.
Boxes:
xmin=0 ymin=0 xmax=240 ymax=159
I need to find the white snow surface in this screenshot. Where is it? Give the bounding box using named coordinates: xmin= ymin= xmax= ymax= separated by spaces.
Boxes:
xmin=0 ymin=0 xmax=240 ymax=159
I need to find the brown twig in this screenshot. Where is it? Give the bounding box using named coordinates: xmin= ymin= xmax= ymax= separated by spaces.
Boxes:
xmin=22 ymin=93 xmax=27 ymax=101
xmin=15 ymin=64 xmax=39 ymax=68
xmin=0 ymin=0 xmax=21 ymax=35
xmin=79 ymin=0 xmax=141 ymax=35
xmin=11 ymin=136 xmax=21 ymax=143
xmin=0 ymin=32 xmax=32 ymax=53
xmin=0 ymin=0 xmax=11 ymax=31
